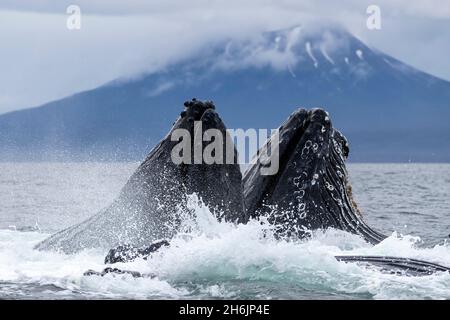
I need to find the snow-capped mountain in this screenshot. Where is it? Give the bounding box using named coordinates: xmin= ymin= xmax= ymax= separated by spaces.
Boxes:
xmin=1 ymin=25 xmax=449 ymax=161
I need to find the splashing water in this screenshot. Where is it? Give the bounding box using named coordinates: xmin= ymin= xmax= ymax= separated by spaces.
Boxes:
xmin=1 ymin=163 xmax=450 ymax=299
xmin=0 ymin=193 xmax=449 ymax=300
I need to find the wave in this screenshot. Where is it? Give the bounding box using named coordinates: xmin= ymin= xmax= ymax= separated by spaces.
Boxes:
xmin=0 ymin=195 xmax=449 ymax=299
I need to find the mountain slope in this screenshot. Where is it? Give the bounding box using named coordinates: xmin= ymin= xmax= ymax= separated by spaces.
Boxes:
xmin=1 ymin=25 xmax=450 ymax=162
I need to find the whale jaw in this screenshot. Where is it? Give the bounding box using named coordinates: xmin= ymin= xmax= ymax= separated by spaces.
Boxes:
xmin=243 ymin=108 xmax=386 ymax=244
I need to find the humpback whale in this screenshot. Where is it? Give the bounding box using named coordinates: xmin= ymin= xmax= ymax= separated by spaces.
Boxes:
xmin=242 ymin=108 xmax=449 ymax=275
xmin=36 ymin=99 xmax=245 ymax=254
xmin=36 ymin=99 xmax=449 ymax=276
xmin=243 ymin=108 xmax=386 ymax=244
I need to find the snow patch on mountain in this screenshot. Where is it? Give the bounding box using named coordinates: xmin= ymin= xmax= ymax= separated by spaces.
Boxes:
xmin=147 ymin=81 xmax=175 ymax=97
xmin=356 ymin=49 xmax=364 ymax=60
xmin=320 ymin=45 xmax=335 ymax=65
xmin=306 ymin=42 xmax=318 ymax=68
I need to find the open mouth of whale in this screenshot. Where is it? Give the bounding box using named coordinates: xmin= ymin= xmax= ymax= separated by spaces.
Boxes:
xmin=244 ymin=108 xmax=386 ymax=245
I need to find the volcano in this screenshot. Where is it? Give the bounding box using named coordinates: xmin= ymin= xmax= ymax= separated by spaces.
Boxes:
xmin=1 ymin=24 xmax=449 ymax=162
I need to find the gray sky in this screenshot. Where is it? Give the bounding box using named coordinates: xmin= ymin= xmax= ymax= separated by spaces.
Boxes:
xmin=1 ymin=0 xmax=449 ymax=114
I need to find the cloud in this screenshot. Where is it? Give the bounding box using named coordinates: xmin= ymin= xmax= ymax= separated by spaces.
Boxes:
xmin=2 ymin=0 xmax=450 ymax=19
xmin=0 ymin=1 xmax=449 ymax=114
xmin=210 ymin=26 xmax=304 ymax=72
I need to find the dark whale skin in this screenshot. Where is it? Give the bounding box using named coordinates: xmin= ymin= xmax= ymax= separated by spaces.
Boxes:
xmin=335 ymin=256 xmax=450 ymax=276
xmin=243 ymin=108 xmax=386 ymax=244
xmin=36 ymin=99 xmax=245 ymax=254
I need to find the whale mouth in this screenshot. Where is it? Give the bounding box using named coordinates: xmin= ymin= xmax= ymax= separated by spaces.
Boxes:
xmin=244 ymin=108 xmax=386 ymax=244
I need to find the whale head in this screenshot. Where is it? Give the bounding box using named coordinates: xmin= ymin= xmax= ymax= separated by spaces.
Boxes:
xmin=243 ymin=108 xmax=385 ymax=244
xmin=36 ymin=99 xmax=245 ymax=253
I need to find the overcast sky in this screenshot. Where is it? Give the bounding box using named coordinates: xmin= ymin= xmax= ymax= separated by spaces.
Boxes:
xmin=1 ymin=0 xmax=449 ymax=114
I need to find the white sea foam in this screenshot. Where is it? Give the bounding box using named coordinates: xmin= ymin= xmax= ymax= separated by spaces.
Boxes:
xmin=0 ymin=194 xmax=449 ymax=299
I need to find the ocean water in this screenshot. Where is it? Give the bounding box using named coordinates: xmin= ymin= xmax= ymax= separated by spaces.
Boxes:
xmin=0 ymin=162 xmax=449 ymax=300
